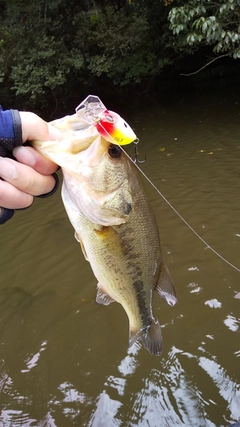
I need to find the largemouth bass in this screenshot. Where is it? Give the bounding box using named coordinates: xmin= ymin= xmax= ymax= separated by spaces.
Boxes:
xmin=34 ymin=97 xmax=177 ymax=355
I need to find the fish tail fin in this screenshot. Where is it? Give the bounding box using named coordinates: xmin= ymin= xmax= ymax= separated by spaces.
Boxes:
xmin=129 ymin=319 xmax=163 ymax=356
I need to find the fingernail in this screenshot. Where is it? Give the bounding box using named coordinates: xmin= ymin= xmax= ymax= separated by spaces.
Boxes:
xmin=0 ymin=158 xmax=17 ymax=179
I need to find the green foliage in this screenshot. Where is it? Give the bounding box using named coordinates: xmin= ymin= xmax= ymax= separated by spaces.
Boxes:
xmin=0 ymin=0 xmax=172 ymax=109
xmin=78 ymin=4 xmax=169 ymax=85
xmin=0 ymin=0 xmax=239 ymax=110
xmin=169 ymin=0 xmax=240 ymax=58
xmin=0 ymin=0 xmax=86 ymax=107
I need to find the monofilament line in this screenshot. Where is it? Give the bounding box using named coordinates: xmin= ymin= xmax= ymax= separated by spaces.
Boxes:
xmin=132 ymin=159 xmax=240 ymax=274
xmin=99 ymin=123 xmax=240 ymax=273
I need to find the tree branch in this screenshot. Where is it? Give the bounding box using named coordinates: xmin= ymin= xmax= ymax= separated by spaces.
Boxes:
xmin=180 ymin=52 xmax=232 ymax=76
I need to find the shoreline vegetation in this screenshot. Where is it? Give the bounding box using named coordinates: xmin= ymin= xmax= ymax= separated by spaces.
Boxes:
xmin=0 ymin=0 xmax=240 ymax=116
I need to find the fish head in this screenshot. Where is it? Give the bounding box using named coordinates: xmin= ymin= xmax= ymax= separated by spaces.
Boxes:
xmin=63 ymin=136 xmax=135 ymax=226
xmin=95 ymin=110 xmax=138 ymax=146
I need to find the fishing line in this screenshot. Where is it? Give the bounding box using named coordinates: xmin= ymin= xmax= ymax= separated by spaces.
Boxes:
xmin=98 ymin=122 xmax=240 ymax=273
xmin=131 ymin=157 xmax=240 ymax=273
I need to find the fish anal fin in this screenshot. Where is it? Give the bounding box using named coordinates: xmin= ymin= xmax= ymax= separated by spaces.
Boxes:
xmin=129 ymin=319 xmax=163 ymax=356
xmin=75 ymin=232 xmax=89 ymax=261
xmin=156 ymin=262 xmax=177 ymax=307
xmin=96 ymin=284 xmax=115 ymax=306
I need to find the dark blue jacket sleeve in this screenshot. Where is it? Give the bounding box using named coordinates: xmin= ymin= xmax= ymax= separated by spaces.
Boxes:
xmin=0 ymin=106 xmax=22 ymax=157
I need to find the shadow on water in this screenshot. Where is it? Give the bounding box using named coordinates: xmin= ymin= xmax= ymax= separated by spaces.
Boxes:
xmin=0 ymin=86 xmax=240 ymax=427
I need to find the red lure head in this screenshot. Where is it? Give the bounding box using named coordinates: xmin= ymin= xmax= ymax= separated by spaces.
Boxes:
xmin=95 ymin=110 xmax=137 ymax=145
xmin=95 ymin=110 xmax=115 ymax=139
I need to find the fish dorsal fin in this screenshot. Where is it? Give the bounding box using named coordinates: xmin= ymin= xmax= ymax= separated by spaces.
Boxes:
xmin=96 ymin=285 xmax=115 ymax=306
xmin=129 ymin=319 xmax=163 ymax=356
xmin=155 ymin=262 xmax=177 ymax=307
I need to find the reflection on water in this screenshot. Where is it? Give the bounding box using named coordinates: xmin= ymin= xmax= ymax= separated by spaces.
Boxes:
xmin=1 ymin=86 xmax=240 ymax=426
xmin=88 ymin=344 xmax=239 ymax=427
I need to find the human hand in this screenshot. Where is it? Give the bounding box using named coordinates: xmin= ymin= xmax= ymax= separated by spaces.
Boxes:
xmin=0 ymin=111 xmax=61 ymax=222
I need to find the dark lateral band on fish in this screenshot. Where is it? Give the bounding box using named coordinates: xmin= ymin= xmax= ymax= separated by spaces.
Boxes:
xmin=129 ymin=278 xmax=163 ymax=356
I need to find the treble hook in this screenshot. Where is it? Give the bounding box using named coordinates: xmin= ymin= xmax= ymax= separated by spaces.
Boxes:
xmin=133 ymin=139 xmax=146 ymax=164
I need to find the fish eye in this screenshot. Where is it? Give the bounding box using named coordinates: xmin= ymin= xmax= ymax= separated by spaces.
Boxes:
xmin=108 ymin=144 xmax=122 ymax=159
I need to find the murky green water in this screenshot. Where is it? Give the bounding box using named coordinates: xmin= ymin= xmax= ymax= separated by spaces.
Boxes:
xmin=0 ymin=86 xmax=240 ymax=427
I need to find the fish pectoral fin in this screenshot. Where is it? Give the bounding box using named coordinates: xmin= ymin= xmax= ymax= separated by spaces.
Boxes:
xmin=96 ymin=285 xmax=115 ymax=306
xmin=155 ymin=262 xmax=177 ymax=307
xmin=75 ymin=232 xmax=89 ymax=262
xmin=129 ymin=319 xmax=163 ymax=356
xmin=94 ymin=226 xmax=129 ymax=257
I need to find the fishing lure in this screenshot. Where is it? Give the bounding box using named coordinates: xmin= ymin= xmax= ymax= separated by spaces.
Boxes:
xmin=76 ymin=95 xmax=138 ymax=146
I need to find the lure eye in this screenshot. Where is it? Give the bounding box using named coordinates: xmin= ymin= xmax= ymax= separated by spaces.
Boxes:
xmin=108 ymin=144 xmax=122 ymax=159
